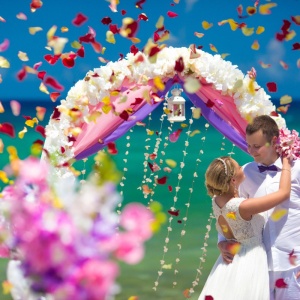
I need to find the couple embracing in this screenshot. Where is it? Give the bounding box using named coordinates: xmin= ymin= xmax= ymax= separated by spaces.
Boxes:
xmin=199 ymin=115 xmax=300 ymax=300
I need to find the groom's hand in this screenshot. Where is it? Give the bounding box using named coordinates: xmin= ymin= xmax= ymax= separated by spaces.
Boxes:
xmin=218 ymin=240 xmax=240 ymax=264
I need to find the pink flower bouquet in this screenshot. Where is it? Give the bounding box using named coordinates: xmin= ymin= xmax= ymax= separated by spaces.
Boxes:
xmin=276 ymin=128 xmax=300 ymax=160
xmin=0 ymin=154 xmax=156 ymax=300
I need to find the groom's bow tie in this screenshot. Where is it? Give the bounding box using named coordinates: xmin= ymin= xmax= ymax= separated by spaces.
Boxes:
xmin=258 ymin=165 xmax=278 ymax=173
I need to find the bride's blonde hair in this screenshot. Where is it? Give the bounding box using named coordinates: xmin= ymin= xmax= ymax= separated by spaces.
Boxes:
xmin=205 ymin=156 xmax=235 ymax=197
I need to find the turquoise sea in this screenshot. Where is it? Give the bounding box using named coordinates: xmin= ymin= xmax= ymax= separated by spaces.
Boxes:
xmin=0 ymin=100 xmax=300 ymax=300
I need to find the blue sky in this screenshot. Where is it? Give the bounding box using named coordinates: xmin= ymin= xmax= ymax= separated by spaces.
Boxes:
xmin=0 ymin=0 xmax=300 ymax=103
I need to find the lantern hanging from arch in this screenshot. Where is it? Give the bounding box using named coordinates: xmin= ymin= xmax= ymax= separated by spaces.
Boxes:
xmin=166 ymin=87 xmax=186 ymax=122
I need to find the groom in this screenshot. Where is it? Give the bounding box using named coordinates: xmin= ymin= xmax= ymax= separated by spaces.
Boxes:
xmin=218 ymin=115 xmax=300 ymax=300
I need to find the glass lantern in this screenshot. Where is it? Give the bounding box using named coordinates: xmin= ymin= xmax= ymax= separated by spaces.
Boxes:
xmin=166 ymin=88 xmax=186 ymax=122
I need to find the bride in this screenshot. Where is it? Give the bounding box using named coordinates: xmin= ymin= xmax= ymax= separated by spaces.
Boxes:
xmin=198 ymin=155 xmax=291 ymax=300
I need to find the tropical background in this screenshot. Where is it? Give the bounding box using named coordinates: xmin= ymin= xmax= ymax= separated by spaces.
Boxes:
xmin=0 ymin=1 xmax=300 ymax=299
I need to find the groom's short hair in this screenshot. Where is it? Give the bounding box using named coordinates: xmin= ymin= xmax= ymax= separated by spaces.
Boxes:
xmin=246 ymin=115 xmax=279 ymax=143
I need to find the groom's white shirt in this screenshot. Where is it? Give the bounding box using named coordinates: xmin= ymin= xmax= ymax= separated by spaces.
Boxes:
xmin=239 ymin=157 xmax=300 ymax=271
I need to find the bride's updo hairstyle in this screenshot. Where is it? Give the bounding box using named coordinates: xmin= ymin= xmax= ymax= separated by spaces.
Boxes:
xmin=205 ymin=156 xmax=235 ymax=197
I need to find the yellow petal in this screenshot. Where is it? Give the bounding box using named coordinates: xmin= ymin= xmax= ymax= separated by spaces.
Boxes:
xmin=241 ymin=26 xmax=254 ymax=36
xmin=18 ymin=127 xmax=28 ymax=139
xmin=221 ymin=53 xmax=230 ymax=59
xmin=285 ymin=30 xmax=296 ymax=41
xmin=0 ymin=138 xmax=3 ymax=153
xmin=183 ymin=77 xmax=201 ymax=94
xmin=146 ymin=129 xmax=154 ymax=136
xmin=209 ymin=43 xmax=218 ymax=53
xmin=192 ymin=107 xmax=202 ymax=119
xmin=0 ymin=56 xmax=10 ymax=68
xmin=280 ymin=95 xmax=292 ymax=105
xmin=189 ymin=129 xmax=200 ymax=137
xmin=228 ymin=243 xmax=241 ymax=255
xmin=47 ymin=25 xmax=57 ymax=41
xmin=226 ymin=211 xmax=236 ymax=220
xmin=29 ymin=26 xmax=43 ymax=35
xmin=270 ymin=208 xmax=287 ymax=221
xmin=256 ymin=26 xmax=265 ymax=34
xmin=251 ymin=40 xmax=260 ymax=50
xmin=39 ymin=82 xmax=49 ymax=94
xmin=61 ymin=26 xmax=69 ymax=33
xmin=102 ymin=96 xmax=111 ymax=105
xmin=0 ymin=101 xmax=4 ymax=113
xmin=0 ymin=171 xmax=9 ymax=183
xmin=165 ymin=159 xmax=177 ymax=168
xmin=202 ymin=21 xmax=213 ymax=30
xmin=221 ymin=224 xmax=228 ymax=233
xmin=18 ymin=51 xmax=29 ymax=61
xmin=25 ymin=117 xmax=38 ymax=127
xmin=156 ymin=15 xmax=164 ymax=29
xmin=106 ymin=30 xmax=116 ymax=44
xmin=259 ymin=3 xmax=277 ymax=15
xmin=153 ymin=76 xmax=165 ymax=91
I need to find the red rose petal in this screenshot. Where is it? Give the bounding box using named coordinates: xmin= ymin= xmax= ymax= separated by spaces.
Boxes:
xmin=107 ymin=142 xmax=118 ymax=155
xmin=44 ymin=76 xmax=64 ymax=91
xmin=35 ymin=125 xmax=45 ymax=138
xmin=275 ymin=278 xmax=288 ymax=288
xmin=50 ymin=92 xmax=60 ymax=102
xmin=0 ymin=123 xmax=15 ymax=137
xmin=168 ymin=209 xmax=179 ymax=216
xmin=17 ymin=67 xmax=27 ymax=81
xmin=156 ymin=176 xmax=167 ymax=185
xmin=72 ymin=13 xmax=88 ymax=26
xmin=167 ymin=11 xmax=178 ymax=18
xmin=175 ymin=57 xmax=184 ymax=72
xmin=62 ymin=56 xmax=75 ymax=68
xmin=76 ymin=46 xmax=85 ymax=58
xmin=101 ymin=17 xmax=112 ymax=25
xmin=37 ymin=71 xmax=46 ymax=80
xmin=292 ymin=43 xmax=300 ymax=50
xmin=130 ymin=45 xmax=139 ymax=55
xmin=136 ymin=0 xmax=146 ymax=9
xmin=266 ymin=82 xmax=277 ymax=92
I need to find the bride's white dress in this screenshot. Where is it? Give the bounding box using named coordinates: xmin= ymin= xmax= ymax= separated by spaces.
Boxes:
xmin=198 ymin=197 xmax=269 ymax=300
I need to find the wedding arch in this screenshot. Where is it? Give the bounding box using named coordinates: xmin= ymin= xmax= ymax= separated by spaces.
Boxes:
xmin=44 ymin=45 xmax=286 ymax=178
xmin=43 ymin=45 xmax=286 ymax=295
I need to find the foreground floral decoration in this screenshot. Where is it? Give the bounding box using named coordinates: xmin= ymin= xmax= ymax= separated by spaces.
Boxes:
xmin=277 ymin=128 xmax=300 ymax=159
xmin=44 ymin=45 xmax=287 ymax=178
xmin=0 ymin=152 xmax=158 ymax=300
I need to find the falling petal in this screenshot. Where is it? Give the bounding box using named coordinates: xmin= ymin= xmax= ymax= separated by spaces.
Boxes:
xmin=156 ymin=176 xmax=167 ymax=184
xmin=0 ymin=123 xmax=15 ymax=137
xmin=184 ymin=77 xmax=201 ymax=93
xmin=291 ymin=15 xmax=300 ymax=25
xmin=10 ymin=100 xmax=21 ymax=116
xmin=228 ymin=243 xmax=241 ymax=255
xmin=29 ymin=27 xmax=43 ymax=35
xmin=275 ymin=278 xmax=288 ymax=288
xmin=292 ymin=43 xmax=300 ymax=50
xmin=18 ymin=127 xmax=28 ymax=139
xmin=194 ymin=32 xmax=204 ymax=38
xmin=169 ymin=129 xmax=182 ymax=142
xmin=50 ymin=92 xmax=60 ymax=102
xmin=44 ymin=76 xmax=64 ymax=91
xmin=266 ymin=82 xmax=277 ymax=93
xmin=202 ymin=21 xmax=213 ymax=30
xmin=36 ymin=106 xmax=46 ymax=121
xmin=256 ymin=26 xmax=265 ymax=34
xmin=280 ymin=60 xmax=288 ymax=70
xmin=226 ymin=211 xmax=236 ymax=220
xmin=106 ymin=31 xmax=116 ymax=44
xmin=270 ymin=208 xmax=287 ymax=221
xmin=167 ymin=11 xmax=178 ymax=18
xmin=16 ymin=12 xmax=27 ymax=20
xmin=289 ymin=249 xmax=297 ymax=266
xmin=192 ymin=107 xmax=202 ymax=119
xmin=259 ymin=61 xmax=271 ymax=68
xmin=0 ymin=39 xmax=9 ymax=52
xmin=259 ymin=3 xmax=277 ymax=15
xmin=189 ymin=129 xmax=200 ymax=137
xmin=280 ymin=95 xmax=292 ymax=105
xmin=209 ymin=43 xmax=218 ymax=52
xmin=0 ymin=56 xmax=10 ymax=68
xmin=107 ymin=142 xmax=118 ymax=154
xmin=39 ymin=82 xmax=49 ymax=94
xmin=168 ymin=209 xmax=179 ymax=216
xmin=241 ymin=26 xmax=254 ymax=36
xmin=246 ymin=6 xmax=257 ymax=16
xmin=18 ymin=51 xmax=29 ymax=61
xmin=165 ymin=159 xmax=177 ymax=168
xmin=285 ymin=30 xmax=296 ymax=41
xmin=2 ymin=281 xmax=13 ymax=295
xmin=277 ymin=105 xmax=290 ymax=114
xmin=153 ymin=76 xmax=165 ymax=91
xmin=251 ymin=40 xmax=260 ymax=50
xmin=25 ymin=117 xmax=38 ymax=127
xmin=72 ymin=13 xmax=88 ymax=26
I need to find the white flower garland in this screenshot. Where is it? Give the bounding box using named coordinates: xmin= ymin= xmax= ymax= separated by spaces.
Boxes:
xmin=44 ymin=46 xmax=286 ymax=177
